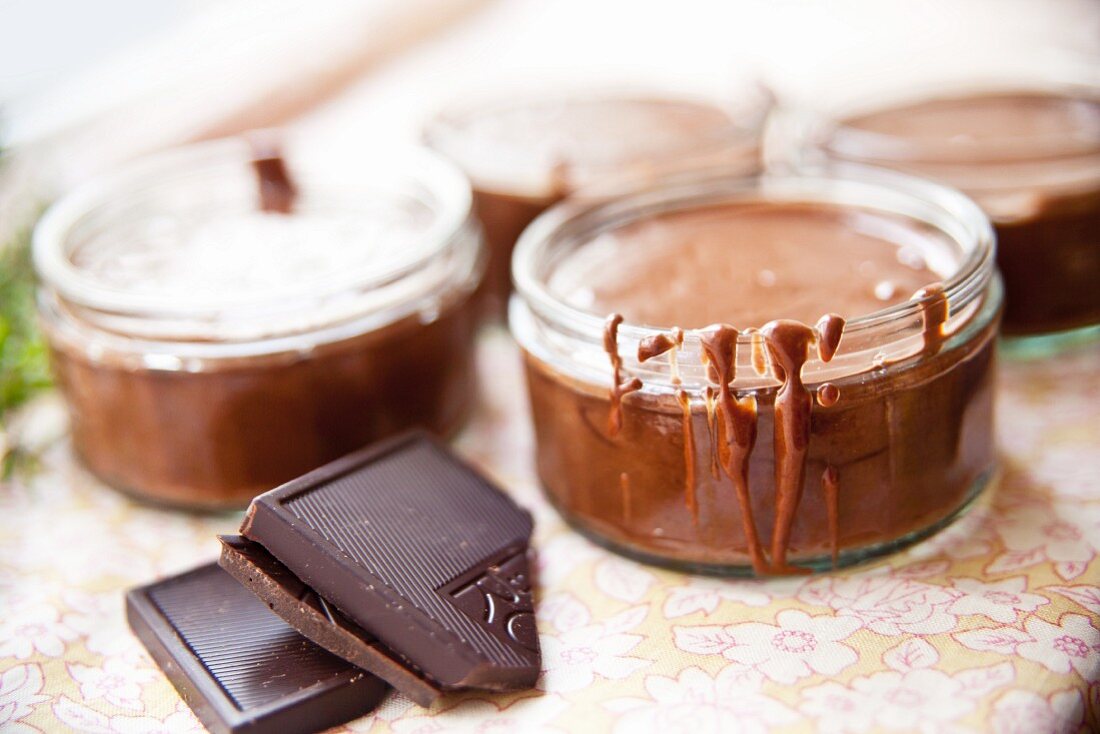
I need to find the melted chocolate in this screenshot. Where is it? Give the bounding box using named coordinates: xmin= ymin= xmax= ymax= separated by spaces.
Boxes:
xmin=816 ymin=383 xmax=841 ymax=408
xmin=822 ymin=465 xmax=840 ymax=568
xmin=250 ymin=138 xmax=298 ymax=214
xmin=525 ymin=198 xmax=995 ymax=573
xmin=675 ymin=389 xmax=696 ymax=524
xmin=913 ymin=283 xmax=949 ymax=356
xmin=553 ymin=203 xmax=946 ymax=328
xmin=760 ymin=320 xmax=817 ymax=574
xmin=698 ymin=325 xmax=767 ymax=573
xmin=603 ymin=314 xmax=642 ymax=437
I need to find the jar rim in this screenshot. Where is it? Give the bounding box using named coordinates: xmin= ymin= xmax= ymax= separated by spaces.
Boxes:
xmin=510 ymin=165 xmax=995 ymax=386
xmin=816 ymin=73 xmax=1100 ymax=166
xmin=33 ymin=138 xmax=476 ymax=325
xmin=423 ymin=85 xmax=772 ymax=198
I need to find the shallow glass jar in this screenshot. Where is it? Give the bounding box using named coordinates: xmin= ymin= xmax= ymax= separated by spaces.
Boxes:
xmin=510 ymin=168 xmax=1000 ymax=575
xmin=805 ymin=76 xmax=1100 ymax=348
xmin=424 ymin=88 xmax=771 ymax=315
xmin=34 ymin=140 xmax=484 ymax=510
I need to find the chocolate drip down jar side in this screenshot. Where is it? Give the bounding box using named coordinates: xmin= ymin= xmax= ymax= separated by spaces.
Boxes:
xmin=33 ymin=141 xmax=485 ymax=510
xmin=510 ymin=169 xmax=1001 ymax=576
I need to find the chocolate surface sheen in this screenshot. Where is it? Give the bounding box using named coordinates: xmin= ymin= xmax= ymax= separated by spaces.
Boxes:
xmin=240 ymin=431 xmax=539 ymax=692
xmin=218 ymin=535 xmax=442 ymax=706
xmin=551 ymin=201 xmax=947 ymax=328
xmin=126 ymin=563 xmax=386 ymax=734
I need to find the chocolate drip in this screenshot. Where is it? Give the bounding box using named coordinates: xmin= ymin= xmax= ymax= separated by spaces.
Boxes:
xmin=249 ymin=136 xmax=297 ymax=214
xmin=815 ymin=314 xmax=845 ymax=362
xmin=620 ymin=472 xmax=632 ymax=523
xmin=747 ymin=328 xmax=768 ymax=376
xmin=676 ymin=390 xmax=697 ymax=525
xmin=912 ymin=284 xmax=949 ymax=357
xmin=816 ymin=383 xmax=840 ymax=408
xmin=698 ymin=325 xmax=767 ymax=573
xmin=704 ymin=386 xmax=720 ymax=479
xmin=761 ymin=321 xmax=816 ymax=574
xmin=762 ymin=315 xmax=844 ymax=574
xmin=637 ymin=332 xmax=679 ymax=362
xmin=822 ymin=465 xmax=840 ymax=568
xmin=603 ymin=314 xmax=642 ymax=437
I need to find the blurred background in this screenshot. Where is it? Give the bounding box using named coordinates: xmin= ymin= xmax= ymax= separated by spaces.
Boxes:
xmin=0 ymin=0 xmax=1097 ymax=433
xmin=2 ymin=0 xmax=1098 ymax=205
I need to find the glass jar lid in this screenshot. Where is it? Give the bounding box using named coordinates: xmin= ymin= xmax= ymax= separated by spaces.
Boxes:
xmin=34 ymin=139 xmax=482 ymax=347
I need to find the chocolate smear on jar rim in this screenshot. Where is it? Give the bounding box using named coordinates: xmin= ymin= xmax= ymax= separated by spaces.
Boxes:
xmin=249 ymin=132 xmax=298 ymax=214
xmin=603 ymin=313 xmax=643 ymax=437
xmin=613 ymin=308 xmax=858 ymax=574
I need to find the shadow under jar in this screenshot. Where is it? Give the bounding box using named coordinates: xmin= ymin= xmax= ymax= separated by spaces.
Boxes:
xmin=424 ymin=90 xmax=771 ymax=316
xmin=510 ymin=169 xmax=1001 ymax=576
xmin=34 ymin=141 xmax=484 ymax=510
xmin=809 ymin=79 xmax=1100 ymax=345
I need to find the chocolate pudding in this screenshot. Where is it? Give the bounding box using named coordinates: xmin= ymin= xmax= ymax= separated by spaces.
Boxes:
xmin=511 ymin=171 xmax=1000 ymax=574
xmin=425 ymin=93 xmax=769 ymax=315
xmin=819 ymin=88 xmax=1100 ymax=338
xmin=35 ymin=141 xmax=484 ymax=509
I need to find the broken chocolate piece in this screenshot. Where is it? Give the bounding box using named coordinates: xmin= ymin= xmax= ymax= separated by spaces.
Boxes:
xmin=218 ymin=534 xmax=442 ymax=706
xmin=239 ymin=431 xmax=540 ymax=692
xmin=126 ymin=563 xmax=387 ymax=734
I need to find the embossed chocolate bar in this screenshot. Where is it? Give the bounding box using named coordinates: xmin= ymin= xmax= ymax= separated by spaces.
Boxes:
xmin=239 ymin=431 xmax=540 ymax=692
xmin=125 ymin=563 xmax=387 ymax=734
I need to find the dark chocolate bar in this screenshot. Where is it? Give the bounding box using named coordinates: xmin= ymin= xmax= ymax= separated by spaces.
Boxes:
xmin=239 ymin=431 xmax=540 ymax=692
xmin=126 ymin=563 xmax=387 ymax=734
xmin=218 ymin=534 xmax=442 ymax=706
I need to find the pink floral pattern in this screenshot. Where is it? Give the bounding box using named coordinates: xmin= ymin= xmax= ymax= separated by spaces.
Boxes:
xmin=0 ymin=664 xmax=49 ymax=734
xmin=955 ymin=613 xmax=1100 ymax=677
xmin=1 ymin=332 xmax=1098 ymax=732
xmin=674 ymin=610 xmax=861 ymax=684
xmin=605 ymin=665 xmax=797 ymax=734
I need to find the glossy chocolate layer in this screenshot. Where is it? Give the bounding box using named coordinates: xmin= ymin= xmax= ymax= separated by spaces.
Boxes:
xmin=551 ymin=202 xmax=945 ymax=328
xmin=522 ymin=199 xmax=997 ymax=572
xmin=832 ymin=91 xmax=1100 ymax=335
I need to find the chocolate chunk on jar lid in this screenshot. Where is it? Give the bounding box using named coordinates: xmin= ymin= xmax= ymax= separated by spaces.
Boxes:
xmin=238 ymin=430 xmax=540 ymax=694
xmin=125 ymin=563 xmax=387 ymax=734
xmin=218 ymin=534 xmax=442 ymax=706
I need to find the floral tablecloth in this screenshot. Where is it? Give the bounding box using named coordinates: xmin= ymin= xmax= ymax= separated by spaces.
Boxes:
xmin=2 ymin=330 xmax=1098 ymax=734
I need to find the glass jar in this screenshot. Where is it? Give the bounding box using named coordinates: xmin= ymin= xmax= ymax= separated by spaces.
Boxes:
xmin=424 ymin=88 xmax=772 ymax=316
xmin=804 ymin=76 xmax=1100 ymax=346
xmin=34 ymin=140 xmax=484 ymax=510
xmin=510 ymin=168 xmax=1000 ymax=576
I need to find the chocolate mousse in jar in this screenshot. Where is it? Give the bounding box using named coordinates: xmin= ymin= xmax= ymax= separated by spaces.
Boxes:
xmin=423 ymin=87 xmax=771 ymax=316
xmin=511 ymin=168 xmax=1000 ymax=575
xmin=808 ymin=74 xmax=1100 ymax=349
xmin=34 ymin=139 xmax=484 ymax=510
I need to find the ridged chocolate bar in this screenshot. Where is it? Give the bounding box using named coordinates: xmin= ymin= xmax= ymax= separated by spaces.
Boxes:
xmin=126 ymin=563 xmax=387 ymax=734
xmin=218 ymin=534 xmax=441 ymax=706
xmin=239 ymin=431 xmax=539 ymax=692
